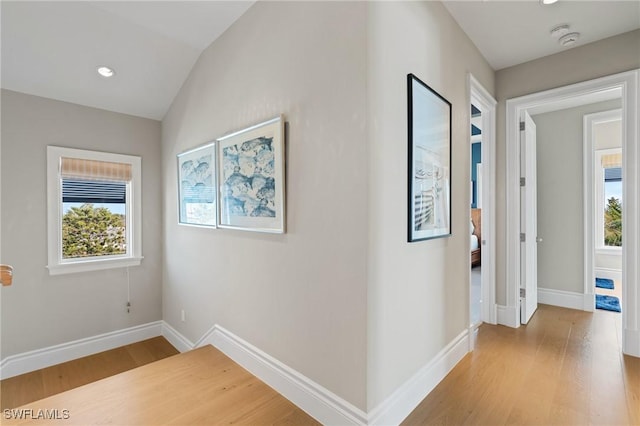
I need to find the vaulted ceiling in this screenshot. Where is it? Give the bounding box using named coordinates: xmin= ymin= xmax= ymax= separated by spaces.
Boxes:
xmin=2 ymin=1 xmax=638 ymax=120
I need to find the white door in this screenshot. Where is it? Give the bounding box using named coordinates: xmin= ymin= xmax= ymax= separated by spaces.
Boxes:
xmin=520 ymin=110 xmax=538 ymax=324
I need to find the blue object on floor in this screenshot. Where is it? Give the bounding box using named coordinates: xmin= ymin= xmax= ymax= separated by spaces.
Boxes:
xmin=595 ymin=277 xmax=614 ymax=290
xmin=596 ymin=294 xmax=621 ymax=312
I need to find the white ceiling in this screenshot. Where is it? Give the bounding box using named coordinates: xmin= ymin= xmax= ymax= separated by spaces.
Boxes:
xmin=443 ymin=0 xmax=640 ymax=71
xmin=1 ymin=1 xmax=254 ymax=120
xmin=2 ymin=1 xmax=638 ymax=120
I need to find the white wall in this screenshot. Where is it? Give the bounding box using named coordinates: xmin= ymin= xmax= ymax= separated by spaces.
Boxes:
xmin=366 ymin=1 xmax=494 ymax=410
xmin=494 ymin=29 xmax=640 ymax=305
xmin=0 ymin=90 xmax=163 ymax=358
xmin=532 ymin=99 xmax=621 ymax=293
xmin=161 ymin=2 xmax=368 ymax=410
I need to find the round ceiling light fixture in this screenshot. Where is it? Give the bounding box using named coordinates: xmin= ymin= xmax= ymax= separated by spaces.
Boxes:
xmin=550 ymin=24 xmax=570 ymax=38
xmin=541 ymin=0 xmax=559 ymax=4
xmin=97 ymin=66 xmax=115 ymax=78
xmin=558 ymin=32 xmax=580 ymax=47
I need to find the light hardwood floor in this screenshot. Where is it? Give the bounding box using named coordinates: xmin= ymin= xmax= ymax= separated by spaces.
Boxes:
xmin=3 ymin=305 xmax=638 ymax=425
xmin=2 ymin=342 xmax=318 ymax=425
xmin=403 ymin=304 xmax=640 ymax=425
xmin=1 ymin=336 xmax=179 ymax=410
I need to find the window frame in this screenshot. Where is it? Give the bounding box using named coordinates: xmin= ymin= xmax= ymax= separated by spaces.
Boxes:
xmin=594 ymin=147 xmax=622 ymax=253
xmin=47 ymin=146 xmax=143 ymax=275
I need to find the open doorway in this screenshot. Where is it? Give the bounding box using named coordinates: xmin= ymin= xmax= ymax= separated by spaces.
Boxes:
xmin=468 ymin=75 xmax=497 ymax=335
xmin=504 ymin=70 xmax=639 ymax=357
xmin=585 ymin=110 xmax=623 ymax=315
xmin=470 ymin=103 xmax=482 ymax=328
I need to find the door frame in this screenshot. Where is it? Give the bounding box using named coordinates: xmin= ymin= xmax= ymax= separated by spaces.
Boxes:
xmin=505 ymin=70 xmax=639 ymax=357
xmin=469 ymin=74 xmax=497 ymax=326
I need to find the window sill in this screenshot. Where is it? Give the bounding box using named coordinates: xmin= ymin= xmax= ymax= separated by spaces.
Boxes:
xmin=47 ymin=256 xmax=143 ymax=276
xmin=595 ymin=247 xmax=622 ymax=256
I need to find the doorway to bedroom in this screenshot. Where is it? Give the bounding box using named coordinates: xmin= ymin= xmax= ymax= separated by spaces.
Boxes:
xmin=468 ymin=75 xmax=497 ymax=334
xmin=470 ymin=103 xmax=482 ymax=327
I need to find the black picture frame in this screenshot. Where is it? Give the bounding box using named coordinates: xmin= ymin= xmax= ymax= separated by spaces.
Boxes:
xmin=407 ymin=73 xmax=452 ymax=242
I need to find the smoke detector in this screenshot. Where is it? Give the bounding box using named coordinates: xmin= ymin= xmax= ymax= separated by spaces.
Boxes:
xmin=550 ymin=25 xmax=570 ymax=38
xmin=558 ymin=32 xmax=580 ymax=47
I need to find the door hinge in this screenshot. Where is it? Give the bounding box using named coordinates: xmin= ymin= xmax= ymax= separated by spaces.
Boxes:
xmin=520 ymin=121 xmax=525 ymax=131
xmin=520 ymin=233 xmax=526 ymax=242
xmin=520 ymin=288 xmax=526 ymax=298
xmin=520 ymin=177 xmax=526 ymax=187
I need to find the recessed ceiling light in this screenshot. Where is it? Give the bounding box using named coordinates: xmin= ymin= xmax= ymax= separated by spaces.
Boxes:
xmin=559 ymin=32 xmax=580 ymax=47
xmin=97 ymin=66 xmax=115 ymax=78
xmin=550 ymin=24 xmax=570 ymax=38
xmin=541 ymin=0 xmax=559 ymax=4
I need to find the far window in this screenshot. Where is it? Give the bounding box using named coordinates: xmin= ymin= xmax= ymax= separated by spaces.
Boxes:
xmin=47 ymin=147 xmax=142 ymax=275
xmin=603 ymin=166 xmax=622 ymax=247
xmin=595 ymin=149 xmax=622 ymax=249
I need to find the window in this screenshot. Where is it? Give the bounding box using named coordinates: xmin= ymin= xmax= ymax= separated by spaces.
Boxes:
xmin=594 ymin=148 xmax=622 ymax=250
xmin=47 ymin=146 xmax=142 ymax=275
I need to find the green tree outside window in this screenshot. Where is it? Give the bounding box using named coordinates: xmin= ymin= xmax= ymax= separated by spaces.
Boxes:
xmin=604 ymin=197 xmax=622 ymax=247
xmin=62 ymin=204 xmax=126 ymax=258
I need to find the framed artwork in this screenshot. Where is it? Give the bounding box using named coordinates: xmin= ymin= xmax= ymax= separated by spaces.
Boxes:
xmin=217 ymin=115 xmax=285 ymax=233
xmin=407 ymin=73 xmax=452 ymax=242
xmin=177 ymin=142 xmax=217 ymax=227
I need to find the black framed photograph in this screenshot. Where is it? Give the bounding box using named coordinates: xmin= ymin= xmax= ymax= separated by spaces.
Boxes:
xmin=177 ymin=142 xmax=217 ymax=228
xmin=217 ymin=115 xmax=286 ymax=233
xmin=407 ymin=73 xmax=452 ymax=242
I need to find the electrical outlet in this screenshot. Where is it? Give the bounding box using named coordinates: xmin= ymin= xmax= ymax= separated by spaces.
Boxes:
xmin=127 ymin=301 xmax=131 ymax=314
xmin=181 ymin=309 xmax=186 ymax=322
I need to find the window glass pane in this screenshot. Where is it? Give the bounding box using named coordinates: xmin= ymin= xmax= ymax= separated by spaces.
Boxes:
xmin=62 ymin=198 xmax=127 ymax=259
xmin=604 ymin=174 xmax=622 ymax=247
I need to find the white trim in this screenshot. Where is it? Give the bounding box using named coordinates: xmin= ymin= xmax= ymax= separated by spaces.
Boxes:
xmin=594 ymin=267 xmax=623 ymax=282
xmin=583 ymin=293 xmax=595 ymax=313
xmin=368 ymin=330 xmax=469 ymax=426
xmin=497 ymin=304 xmax=519 ymax=328
xmin=624 ymin=328 xmax=640 ymax=358
xmin=46 ymin=146 xmax=143 ymax=275
xmin=469 ymin=74 xmax=498 ymax=326
xmin=47 ymin=256 xmax=143 ymax=275
xmin=161 ymin=321 xmax=194 ymax=353
xmin=595 ymin=247 xmax=623 ymax=256
xmin=0 ymin=321 xmax=162 ymax=379
xmin=162 ymin=322 xmax=367 ymax=425
xmin=537 ymin=287 xmax=585 ymax=311
xmin=208 ymin=326 xmax=367 ymax=425
xmin=505 ymin=70 xmax=639 ymax=354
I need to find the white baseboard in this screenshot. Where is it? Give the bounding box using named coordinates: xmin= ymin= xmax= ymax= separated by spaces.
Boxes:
xmin=0 ymin=321 xmax=163 ymax=379
xmin=164 ymin=322 xmax=367 ymax=425
xmin=583 ymin=293 xmax=595 ymax=312
xmin=161 ymin=321 xmax=194 ymax=353
xmin=208 ymin=325 xmax=367 ymax=425
xmin=538 ymin=288 xmax=584 ymax=311
xmin=497 ymin=304 xmax=519 ymax=328
xmin=623 ymin=328 xmax=640 ymax=358
xmin=594 ymin=268 xmax=623 ymax=282
xmin=368 ymin=329 xmax=469 ymax=426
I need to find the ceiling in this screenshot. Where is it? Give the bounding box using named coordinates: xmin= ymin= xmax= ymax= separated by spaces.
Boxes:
xmin=2 ymin=1 xmax=638 ymax=121
xmin=443 ymin=0 xmax=640 ymax=71
xmin=1 ymin=1 xmax=254 ymax=120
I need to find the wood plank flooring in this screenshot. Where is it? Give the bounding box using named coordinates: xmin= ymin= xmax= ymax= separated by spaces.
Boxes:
xmin=3 ymin=304 xmax=638 ymax=425
xmin=403 ymin=304 xmax=640 ymax=425
xmin=2 ymin=344 xmax=318 ymax=425
xmin=1 ymin=336 xmax=179 ymax=410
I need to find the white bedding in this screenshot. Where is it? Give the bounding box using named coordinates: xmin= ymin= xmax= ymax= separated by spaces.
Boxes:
xmin=471 ymin=234 xmax=479 ymax=250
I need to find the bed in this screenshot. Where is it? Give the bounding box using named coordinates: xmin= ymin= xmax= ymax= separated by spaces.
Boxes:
xmin=471 ymin=208 xmax=481 ymax=267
